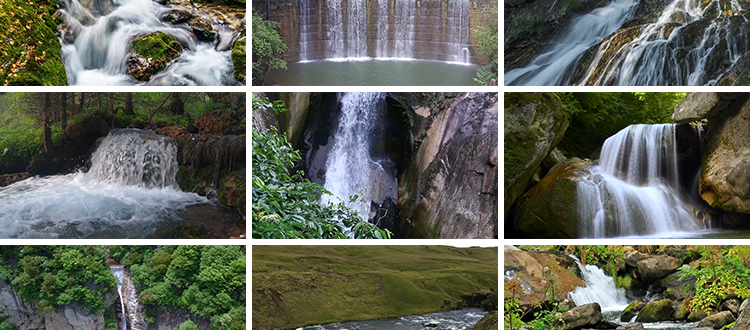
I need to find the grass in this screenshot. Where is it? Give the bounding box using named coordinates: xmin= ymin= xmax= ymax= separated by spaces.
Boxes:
xmin=252 ymin=246 xmax=498 ymax=330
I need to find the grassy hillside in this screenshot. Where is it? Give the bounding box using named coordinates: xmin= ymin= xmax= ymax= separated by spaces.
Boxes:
xmin=252 ymin=245 xmax=498 ymax=330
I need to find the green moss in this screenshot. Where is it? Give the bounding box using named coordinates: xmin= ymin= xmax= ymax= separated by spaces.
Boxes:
xmin=193 ymin=0 xmax=245 ymax=6
xmin=130 ymin=32 xmax=181 ymax=62
xmin=231 ymin=39 xmax=246 ymax=84
xmin=0 ymin=0 xmax=67 ymax=85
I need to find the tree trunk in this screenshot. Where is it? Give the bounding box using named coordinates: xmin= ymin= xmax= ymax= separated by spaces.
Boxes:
xmin=43 ymin=93 xmax=52 ymax=154
xmin=124 ymin=92 xmax=134 ymax=115
xmin=61 ymin=92 xmax=68 ymax=132
xmin=78 ymin=92 xmax=86 ymax=114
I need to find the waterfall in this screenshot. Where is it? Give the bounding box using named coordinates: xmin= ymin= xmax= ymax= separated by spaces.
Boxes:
xmin=299 ymin=0 xmax=311 ymax=62
xmin=449 ymin=0 xmax=471 ymax=63
xmin=325 ymin=0 xmax=345 ymax=58
xmin=505 ymin=0 xmax=638 ymax=85
xmin=346 ymin=0 xmax=368 ymax=58
xmin=0 ymin=129 xmax=208 ymax=238
xmin=88 ymin=129 xmax=179 ymax=189
xmin=58 ymin=0 xmax=238 ymax=85
xmin=110 ymin=265 xmax=128 ymax=330
xmin=568 ymin=256 xmax=629 ymax=309
xmin=375 ymin=0 xmax=390 ymax=57
xmin=394 ymin=0 xmax=416 ymax=59
xmin=321 ymin=93 xmax=389 ymax=222
xmin=577 ymin=124 xmax=701 ymax=238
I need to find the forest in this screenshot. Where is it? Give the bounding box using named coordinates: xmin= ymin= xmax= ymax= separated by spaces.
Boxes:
xmin=253 ymin=92 xmax=498 ymax=239
xmin=0 ymin=245 xmax=245 ymax=330
xmin=252 ymin=0 xmax=497 ymax=86
xmin=506 ymin=92 xmax=750 ymax=239
xmin=505 ymin=245 xmax=750 ymax=330
xmin=0 ymin=92 xmax=246 ymax=239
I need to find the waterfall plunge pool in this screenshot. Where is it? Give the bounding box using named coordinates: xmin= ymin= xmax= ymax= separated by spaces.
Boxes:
xmin=265 ymin=59 xmax=479 ymax=86
xmin=296 ymin=308 xmax=487 ymax=330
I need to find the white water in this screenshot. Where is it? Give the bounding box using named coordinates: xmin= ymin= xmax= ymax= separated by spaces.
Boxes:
xmin=577 ymin=124 xmax=701 ymax=238
xmin=0 ymin=129 xmax=208 ymax=238
xmin=505 ymin=0 xmax=638 ymax=85
xmin=321 ymin=93 xmax=390 ymax=222
xmin=59 ymin=0 xmax=237 ymax=85
xmin=110 ymin=265 xmax=128 ymax=330
xmin=449 ymin=0 xmax=471 ymax=63
xmin=568 ymin=256 xmax=629 ymax=309
xmin=299 ymin=0 xmax=311 ymax=62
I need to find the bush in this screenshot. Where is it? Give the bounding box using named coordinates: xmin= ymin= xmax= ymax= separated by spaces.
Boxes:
xmin=680 ymin=246 xmax=750 ymax=313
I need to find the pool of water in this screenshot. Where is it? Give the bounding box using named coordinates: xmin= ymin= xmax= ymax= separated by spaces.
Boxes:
xmin=296 ymin=308 xmax=487 ymax=330
xmin=609 ymin=229 xmax=750 ymax=239
xmin=265 ymin=59 xmax=480 ymax=86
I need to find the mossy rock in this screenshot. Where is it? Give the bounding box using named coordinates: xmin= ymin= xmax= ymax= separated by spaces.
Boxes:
xmin=126 ymin=32 xmax=183 ymax=82
xmin=636 ymin=299 xmax=675 ymax=323
xmin=219 ymin=168 xmax=246 ymax=215
xmin=0 ymin=0 xmax=67 ymax=85
xmin=621 ymin=301 xmax=646 ymax=322
xmin=231 ymin=39 xmax=246 ymax=84
xmin=472 ymin=311 xmax=498 ymax=330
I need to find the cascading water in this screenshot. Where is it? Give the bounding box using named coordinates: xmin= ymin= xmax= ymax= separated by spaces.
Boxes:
xmin=58 ymin=0 xmax=240 ymax=85
xmin=577 ymin=124 xmax=701 ymax=238
xmin=0 ymin=129 xmax=209 ymax=238
xmin=568 ymin=256 xmax=629 ymax=309
xmin=504 ymin=0 xmax=638 ymax=85
xmin=299 ymin=0 xmax=311 ymax=62
xmin=449 ymin=0 xmax=471 ymax=63
xmin=394 ymin=0 xmax=416 ymax=59
xmin=321 ymin=93 xmax=392 ymax=223
xmin=110 ymin=265 xmax=128 ymax=330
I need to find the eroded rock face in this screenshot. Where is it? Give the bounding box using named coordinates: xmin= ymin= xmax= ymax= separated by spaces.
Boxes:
xmin=513 ymin=158 xmax=592 ymax=238
xmin=672 ymin=92 xmax=742 ymax=124
xmin=44 ymin=302 xmax=106 ymax=330
xmin=399 ymin=93 xmax=498 ymax=238
xmin=504 ymin=246 xmax=584 ymax=307
xmin=504 ymin=93 xmax=569 ymax=218
xmin=700 ymin=94 xmax=750 ymax=215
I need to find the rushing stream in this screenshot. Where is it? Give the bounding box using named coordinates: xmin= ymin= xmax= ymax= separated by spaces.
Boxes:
xmin=577 ymin=124 xmax=702 ymax=238
xmin=110 ymin=265 xmax=147 ymax=330
xmin=0 ymin=129 xmax=229 ymax=238
xmin=58 ymin=0 xmax=241 ymax=85
xmin=296 ymin=308 xmax=487 ymax=330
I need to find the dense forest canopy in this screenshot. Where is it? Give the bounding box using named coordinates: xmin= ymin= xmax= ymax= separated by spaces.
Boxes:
xmin=553 ymin=92 xmax=686 ymax=157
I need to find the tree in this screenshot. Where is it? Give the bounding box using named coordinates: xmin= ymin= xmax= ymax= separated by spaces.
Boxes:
xmin=42 ymin=93 xmax=52 ymax=153
xmin=124 ymin=92 xmax=134 ymax=115
xmin=252 ymin=11 xmax=287 ymax=85
xmin=474 ymin=5 xmax=498 ymax=86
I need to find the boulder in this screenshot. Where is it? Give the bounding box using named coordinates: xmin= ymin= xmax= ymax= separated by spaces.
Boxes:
xmin=722 ymin=298 xmax=741 ymax=316
xmin=556 ymin=303 xmax=602 ymax=330
xmin=513 ymin=158 xmax=592 ymax=238
xmin=672 ymin=92 xmax=743 ymax=123
xmin=636 ymin=255 xmax=681 ymax=282
xmin=689 ymin=309 xmax=710 ymax=322
xmin=636 ymin=299 xmax=675 ymax=323
xmin=543 ymin=147 xmax=567 ymax=169
xmin=621 ymin=301 xmax=646 ymax=322
xmin=160 ymin=9 xmax=193 ymax=24
xmin=187 ymin=16 xmax=218 ymax=42
xmin=731 ymin=299 xmax=750 ymax=330
xmin=472 ymin=311 xmax=498 ymax=330
xmin=126 ymin=32 xmax=183 ymax=82
xmin=675 ymin=297 xmax=692 ymax=320
xmin=231 ymin=38 xmax=246 ymax=84
xmin=277 ymin=92 xmax=311 ymax=147
xmin=504 ymin=93 xmax=569 ymax=218
xmin=616 ymin=323 xmax=644 ymax=330
xmin=623 ymin=247 xmax=652 ymax=268
xmin=697 ymin=311 xmax=735 ymax=329
xmin=504 ymin=247 xmax=584 ymax=306
xmin=0 ymin=173 xmax=31 ymax=187
xmin=700 ymin=94 xmax=750 ymax=215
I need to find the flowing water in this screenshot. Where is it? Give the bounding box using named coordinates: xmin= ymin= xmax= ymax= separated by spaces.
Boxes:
xmin=0 ymin=129 xmax=220 ymax=238
xmin=506 ymin=0 xmax=748 ymax=85
xmin=321 ymin=93 xmax=392 ymax=222
xmin=568 ymin=256 xmax=629 ymax=309
xmin=296 ymin=308 xmax=487 ymax=330
xmin=111 ymin=265 xmax=128 ymax=330
xmin=110 ymin=265 xmax=147 ymax=330
xmin=58 ymin=0 xmax=240 ymax=86
xmin=577 ymin=124 xmax=701 ymax=238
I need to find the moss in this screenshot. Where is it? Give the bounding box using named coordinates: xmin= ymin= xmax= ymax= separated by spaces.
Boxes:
xmin=636 ymin=299 xmax=675 ymax=323
xmin=231 ymin=39 xmax=246 ymax=84
xmin=0 ymin=0 xmax=67 ymax=85
xmin=193 ymin=0 xmax=245 ymax=7
xmin=130 ymin=32 xmax=181 ymax=62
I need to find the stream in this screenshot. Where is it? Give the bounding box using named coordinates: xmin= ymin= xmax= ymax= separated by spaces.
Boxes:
xmin=296 ymin=308 xmax=487 ymax=330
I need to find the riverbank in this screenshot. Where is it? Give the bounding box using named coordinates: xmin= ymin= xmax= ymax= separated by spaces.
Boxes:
xmin=252 ymin=246 xmax=498 ymax=330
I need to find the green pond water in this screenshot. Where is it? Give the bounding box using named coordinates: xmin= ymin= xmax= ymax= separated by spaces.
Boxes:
xmin=264 ymin=59 xmax=480 ymax=86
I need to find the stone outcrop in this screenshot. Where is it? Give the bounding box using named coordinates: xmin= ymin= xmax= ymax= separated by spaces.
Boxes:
xmin=698 ymin=311 xmax=735 ymax=329
xmin=621 ymin=301 xmax=646 ymax=322
xmin=504 ymin=246 xmax=584 ymax=306
xmin=732 ymin=299 xmax=750 ymax=330
xmin=504 ymin=93 xmax=569 ymax=219
xmin=635 ymin=254 xmax=680 ymax=282
xmin=472 ymin=311 xmax=498 ymax=330
xmin=672 ymin=92 xmax=742 ymax=124
xmin=512 ymin=158 xmax=591 ymax=238
xmin=398 ymin=93 xmax=498 ymax=238
xmin=556 ymin=303 xmax=602 ymax=330
xmin=231 ymin=38 xmax=246 ymax=84
xmin=635 ymin=299 xmax=675 ymax=323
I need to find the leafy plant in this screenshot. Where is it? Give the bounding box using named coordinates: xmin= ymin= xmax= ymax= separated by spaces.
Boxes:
xmin=679 ymin=246 xmax=750 ymax=313
xmin=252 ymin=11 xmax=287 ymax=85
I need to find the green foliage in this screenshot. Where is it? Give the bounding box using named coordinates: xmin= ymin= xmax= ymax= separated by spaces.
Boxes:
xmin=504 ymin=295 xmax=523 ymax=330
xmin=474 ymin=5 xmax=498 ymax=86
xmin=173 ymin=320 xmax=199 ymax=330
xmin=130 ymin=32 xmax=181 ymax=62
xmin=3 ymin=246 xmax=117 ymax=313
xmin=505 ymin=14 xmax=544 ymax=46
xmin=231 ymin=39 xmax=246 ymax=84
xmin=252 ymin=11 xmax=287 ymax=85
xmin=566 ymin=245 xmax=626 ymax=278
xmin=0 ymin=321 xmax=18 ymax=330
xmin=556 ymin=92 xmax=686 ymax=157
xmin=562 ymin=0 xmax=581 ymax=12
xmin=679 ymin=246 xmax=750 ymax=313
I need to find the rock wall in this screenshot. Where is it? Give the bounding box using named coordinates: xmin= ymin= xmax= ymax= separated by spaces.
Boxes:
xmin=396 ymin=92 xmax=498 ymax=238
xmin=253 ymin=0 xmax=495 ymax=64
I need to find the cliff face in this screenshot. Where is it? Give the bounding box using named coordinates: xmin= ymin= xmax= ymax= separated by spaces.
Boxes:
xmin=253 ymin=0 xmax=495 ymax=64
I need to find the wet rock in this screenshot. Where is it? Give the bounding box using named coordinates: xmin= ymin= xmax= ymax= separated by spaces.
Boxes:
xmin=219 ymin=168 xmax=246 ymax=215
xmin=556 ymin=303 xmax=602 ymax=330
xmin=672 ymin=92 xmax=742 ymax=123
xmin=616 ymin=323 xmax=644 ymax=330
xmin=674 ymin=297 xmax=692 ymax=320
xmin=698 ymin=311 xmax=735 ymax=329
xmin=0 ymin=173 xmax=31 ymax=187
xmin=636 ymin=299 xmax=675 ymax=323
xmin=504 ymin=93 xmax=569 ymax=218
xmin=621 ymin=301 xmax=646 ymax=322
xmin=231 ymin=38 xmax=246 ymax=84
xmin=636 ymin=255 xmax=680 ymax=282
xmin=513 ymin=158 xmax=592 ymax=238
xmin=188 ymin=16 xmax=218 ymax=42
xmin=371 ymin=197 xmax=399 ymax=237
xmin=701 ymin=94 xmax=750 ymax=214
xmin=160 ymin=9 xmax=193 ymax=24
xmin=276 ymin=92 xmax=311 ymax=147
xmin=126 ymin=32 xmax=183 ymax=82
xmin=542 ymin=147 xmax=567 ymax=169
